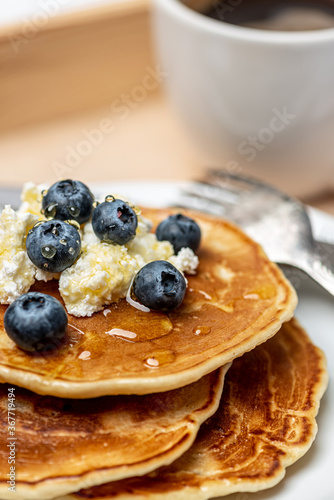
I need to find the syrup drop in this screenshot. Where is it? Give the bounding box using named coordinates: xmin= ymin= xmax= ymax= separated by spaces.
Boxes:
xmin=143 ymin=349 xmax=176 ymax=368
xmin=106 ymin=328 xmax=137 ymax=342
xmin=105 ymin=195 xmax=116 ymax=203
xmin=41 ymin=245 xmax=57 ymax=259
xmin=78 ymin=350 xmax=91 ymax=360
xmin=220 ymin=302 xmax=235 ymax=313
xmin=68 ymin=206 xmax=80 ymax=217
xmin=68 ymin=324 xmax=85 ymax=335
xmin=193 ymin=326 xmax=211 ymax=336
xmin=244 ymin=293 xmax=259 ymax=300
xmin=45 ymin=203 xmax=58 ymax=219
xmin=145 ymin=358 xmax=159 ymax=368
xmin=126 ymin=277 xmax=150 ymax=313
xmin=250 ymin=285 xmax=276 ymax=299
xmin=189 ymin=288 xmax=212 ymax=300
xmin=67 ymin=324 xmax=85 ymax=345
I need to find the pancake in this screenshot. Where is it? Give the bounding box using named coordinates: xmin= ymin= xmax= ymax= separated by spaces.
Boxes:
xmin=0 ymin=208 xmax=297 ymax=398
xmin=58 ymin=318 xmax=328 ymax=500
xmin=0 ymin=365 xmax=228 ymax=500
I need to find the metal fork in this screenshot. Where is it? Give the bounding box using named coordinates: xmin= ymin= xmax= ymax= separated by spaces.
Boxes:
xmin=177 ymin=169 xmax=334 ymax=297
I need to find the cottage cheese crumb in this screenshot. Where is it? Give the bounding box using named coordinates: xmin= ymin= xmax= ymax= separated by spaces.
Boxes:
xmin=127 ymin=232 xmax=174 ymax=263
xmin=34 ymin=268 xmax=60 ymax=283
xmin=169 ymin=247 xmax=199 ymax=275
xmin=59 ymin=241 xmax=144 ymax=317
xmin=60 ymin=219 xmax=176 ymax=317
xmin=18 ymin=182 xmax=47 ymax=218
xmin=0 ymin=204 xmax=59 ymax=305
xmin=0 ymin=206 xmax=38 ymax=303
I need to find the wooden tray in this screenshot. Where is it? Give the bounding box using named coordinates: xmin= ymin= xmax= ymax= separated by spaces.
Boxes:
xmin=0 ymin=0 xmax=154 ymax=131
xmin=0 ymin=0 xmax=207 ymax=186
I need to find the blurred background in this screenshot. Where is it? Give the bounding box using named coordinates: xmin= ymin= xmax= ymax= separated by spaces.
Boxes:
xmin=0 ymin=0 xmax=207 ymax=188
xmin=0 ymin=0 xmax=334 ymax=213
xmin=2 ymin=1 xmax=120 ymax=23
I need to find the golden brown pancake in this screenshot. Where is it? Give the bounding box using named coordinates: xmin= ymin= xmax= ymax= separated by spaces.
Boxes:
xmin=57 ymin=319 xmax=328 ymax=500
xmin=0 ymin=209 xmax=297 ymax=398
xmin=0 ymin=366 xmax=228 ymax=500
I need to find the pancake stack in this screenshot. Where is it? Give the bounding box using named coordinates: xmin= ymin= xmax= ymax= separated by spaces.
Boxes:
xmin=0 ymin=207 xmax=328 ymax=500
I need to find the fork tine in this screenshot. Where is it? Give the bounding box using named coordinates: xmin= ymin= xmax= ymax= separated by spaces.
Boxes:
xmin=175 ymin=191 xmax=237 ymax=219
xmin=207 ymin=168 xmax=286 ymax=194
xmin=199 ymin=175 xmax=250 ymax=197
xmin=206 ymin=168 xmax=292 ymax=201
xmin=206 ymin=169 xmax=258 ymax=192
xmin=185 ymin=181 xmax=240 ymax=205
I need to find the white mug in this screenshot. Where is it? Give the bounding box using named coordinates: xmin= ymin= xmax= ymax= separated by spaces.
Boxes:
xmin=152 ymin=0 xmax=334 ymax=197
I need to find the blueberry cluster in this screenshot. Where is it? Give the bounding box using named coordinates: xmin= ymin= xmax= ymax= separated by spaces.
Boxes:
xmin=42 ymin=180 xmax=139 ymax=246
xmin=27 ymin=179 xmax=98 ymax=274
xmin=6 ymin=180 xmax=203 ymax=352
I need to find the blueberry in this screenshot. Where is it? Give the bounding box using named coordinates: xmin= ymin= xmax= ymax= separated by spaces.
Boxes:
xmin=26 ymin=220 xmax=81 ymax=273
xmin=4 ymin=292 xmax=68 ymax=352
xmin=92 ymin=198 xmax=138 ymax=245
xmin=42 ymin=180 xmax=94 ymax=224
xmin=132 ymin=261 xmax=186 ymax=311
xmin=156 ymin=214 xmax=201 ymax=254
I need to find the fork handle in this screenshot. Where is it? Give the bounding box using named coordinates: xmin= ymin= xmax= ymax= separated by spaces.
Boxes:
xmin=298 ymin=242 xmax=334 ymax=296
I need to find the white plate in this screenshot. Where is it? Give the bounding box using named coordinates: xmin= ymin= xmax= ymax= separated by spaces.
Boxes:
xmin=95 ymin=181 xmax=333 ymax=500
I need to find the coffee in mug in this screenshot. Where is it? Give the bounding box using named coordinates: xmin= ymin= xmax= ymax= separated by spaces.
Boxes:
xmin=204 ymin=0 xmax=334 ymax=31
